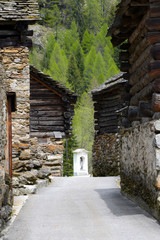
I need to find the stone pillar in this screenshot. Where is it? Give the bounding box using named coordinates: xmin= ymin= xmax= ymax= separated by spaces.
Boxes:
xmin=0 ymin=47 xmax=32 ymax=194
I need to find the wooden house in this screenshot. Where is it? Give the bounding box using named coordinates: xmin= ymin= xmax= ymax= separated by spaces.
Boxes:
xmin=0 ymin=0 xmax=39 ymax=230
xmin=91 ymin=73 xmax=126 ymax=176
xmin=29 ymin=66 xmax=77 ymax=177
xmin=108 ymin=0 xmax=160 ymax=220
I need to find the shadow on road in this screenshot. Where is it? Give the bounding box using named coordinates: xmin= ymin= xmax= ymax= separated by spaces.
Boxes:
xmin=95 ymin=188 xmax=152 ymax=218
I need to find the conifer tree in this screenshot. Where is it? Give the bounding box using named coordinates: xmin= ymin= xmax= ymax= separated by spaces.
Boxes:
xmin=63 ymin=132 xmax=78 ymax=177
xmin=67 ymin=54 xmax=83 ymax=94
xmin=82 ymin=30 xmax=92 ymax=55
xmin=74 ymin=43 xmax=85 ymax=79
xmin=63 ymin=21 xmax=79 ymax=57
xmin=42 ymin=33 xmax=56 ymax=70
xmin=48 ymin=42 xmax=68 ymax=84
xmin=83 ymin=46 xmax=96 ymax=90
xmin=85 ymin=0 xmax=101 ymax=34
xmin=93 ymin=51 xmax=106 ymax=84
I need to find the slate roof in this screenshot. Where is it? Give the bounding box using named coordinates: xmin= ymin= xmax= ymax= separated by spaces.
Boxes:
xmin=0 ymin=0 xmax=40 ymax=22
xmin=30 ymin=65 xmax=78 ymax=103
xmin=91 ymin=72 xmax=126 ymax=96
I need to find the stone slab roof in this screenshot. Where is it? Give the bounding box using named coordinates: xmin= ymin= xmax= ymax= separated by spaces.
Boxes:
xmin=91 ymin=72 xmax=126 ymax=95
xmin=0 ymin=0 xmax=40 ymax=22
xmin=30 ymin=65 xmax=78 ymax=103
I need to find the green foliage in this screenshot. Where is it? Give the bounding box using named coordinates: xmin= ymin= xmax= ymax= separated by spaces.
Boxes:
xmin=85 ymin=0 xmax=101 ymax=34
xmin=72 ymin=92 xmax=95 ymax=172
xmin=63 ymin=133 xmax=78 ymax=176
xmin=48 ymin=42 xmax=68 ymax=84
xmin=74 ymin=43 xmax=85 ymax=78
xmin=42 ymin=33 xmax=56 ymax=70
xmin=63 ymin=21 xmax=79 ymax=57
xmin=67 ymin=54 xmax=83 ymax=94
xmin=82 ymin=29 xmax=92 ymax=55
xmin=83 ymin=46 xmax=96 ymax=91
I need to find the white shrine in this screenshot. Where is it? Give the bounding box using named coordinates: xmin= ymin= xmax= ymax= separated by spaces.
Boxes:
xmin=73 ymin=149 xmax=89 ymax=176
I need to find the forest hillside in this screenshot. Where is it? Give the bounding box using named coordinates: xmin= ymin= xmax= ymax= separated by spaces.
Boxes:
xmin=30 ymin=0 xmax=120 ymax=175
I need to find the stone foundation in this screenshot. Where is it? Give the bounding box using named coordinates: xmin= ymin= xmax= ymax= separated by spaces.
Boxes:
xmin=121 ymin=121 xmax=160 ymax=220
xmin=30 ymin=137 xmax=63 ymax=177
xmin=92 ymin=133 xmax=120 ymax=176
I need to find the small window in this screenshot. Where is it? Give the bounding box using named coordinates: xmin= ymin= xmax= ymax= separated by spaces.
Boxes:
xmin=7 ymin=92 xmax=16 ymax=112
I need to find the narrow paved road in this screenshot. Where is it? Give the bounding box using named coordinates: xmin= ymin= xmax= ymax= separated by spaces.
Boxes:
xmin=4 ymin=177 xmax=160 ymax=240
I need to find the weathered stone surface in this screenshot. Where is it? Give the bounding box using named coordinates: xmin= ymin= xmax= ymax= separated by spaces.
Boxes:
xmin=92 ymin=133 xmax=120 ymax=176
xmin=154 ymin=120 xmax=160 ymax=132
xmin=38 ymin=169 xmax=51 ymax=179
xmin=121 ymin=121 xmax=160 ymax=220
xmin=0 ymin=1 xmax=40 ymax=22
xmin=30 ymin=137 xmax=63 ymax=177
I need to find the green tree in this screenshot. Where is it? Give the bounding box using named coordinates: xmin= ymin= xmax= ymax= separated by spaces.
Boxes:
xmin=74 ymin=43 xmax=85 ymax=78
xmin=82 ymin=29 xmax=92 ymax=55
xmin=48 ymin=42 xmax=68 ymax=84
xmin=85 ymin=0 xmax=101 ymax=34
xmin=63 ymin=133 xmax=78 ymax=176
xmin=67 ymin=53 xmax=83 ymax=94
xmin=83 ymin=46 xmax=96 ymax=90
xmin=94 ymin=24 xmax=108 ymax=55
xmin=93 ymin=51 xmax=106 ymax=84
xmin=63 ymin=21 xmax=79 ymax=57
xmin=42 ymin=33 xmax=56 ymax=70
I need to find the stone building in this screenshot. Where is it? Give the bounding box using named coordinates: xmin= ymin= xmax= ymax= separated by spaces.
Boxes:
xmin=91 ymin=73 xmax=126 ymax=176
xmin=0 ymin=0 xmax=39 ymax=231
xmin=108 ymin=0 xmax=160 ymax=220
xmin=11 ymin=66 xmax=77 ymax=195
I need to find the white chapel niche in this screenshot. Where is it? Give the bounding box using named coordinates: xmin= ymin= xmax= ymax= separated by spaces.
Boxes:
xmin=73 ymin=149 xmax=89 ymax=176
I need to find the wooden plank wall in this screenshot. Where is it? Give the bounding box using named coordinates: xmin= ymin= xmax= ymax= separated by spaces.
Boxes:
xmin=30 ymin=77 xmax=68 ymax=136
xmin=93 ymin=91 xmax=122 ymax=134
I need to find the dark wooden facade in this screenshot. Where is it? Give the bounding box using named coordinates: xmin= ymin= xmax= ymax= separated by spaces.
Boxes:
xmin=91 ymin=73 xmax=126 ymax=135
xmin=30 ymin=66 xmax=77 ymax=138
xmin=0 ymin=0 xmax=39 ymax=48
xmin=108 ymin=0 xmax=160 ymax=124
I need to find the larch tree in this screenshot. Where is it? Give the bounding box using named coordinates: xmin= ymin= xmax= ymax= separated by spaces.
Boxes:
xmin=67 ymin=53 xmax=83 ymax=95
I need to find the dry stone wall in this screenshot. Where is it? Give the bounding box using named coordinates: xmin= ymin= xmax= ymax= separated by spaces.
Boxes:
xmin=121 ymin=121 xmax=160 ymax=220
xmin=0 ymin=0 xmax=39 ymax=21
xmin=0 ymin=57 xmax=12 ymax=231
xmin=30 ymin=137 xmax=63 ymax=177
xmin=0 ymin=46 xmax=34 ymax=195
xmin=92 ymin=133 xmax=120 ymax=176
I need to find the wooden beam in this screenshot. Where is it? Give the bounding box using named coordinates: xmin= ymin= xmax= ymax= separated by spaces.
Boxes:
xmin=130 ymin=83 xmax=153 ymax=105
xmin=148 ymin=61 xmax=160 ymax=79
xmin=31 ymin=74 xmax=62 ymax=98
xmin=146 ymin=18 xmax=160 ymax=31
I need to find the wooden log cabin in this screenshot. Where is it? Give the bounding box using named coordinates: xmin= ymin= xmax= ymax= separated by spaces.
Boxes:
xmin=91 ymin=73 xmax=126 ymax=176
xmin=108 ymin=0 xmax=160 ymax=220
xmin=29 ymin=66 xmax=77 ymax=177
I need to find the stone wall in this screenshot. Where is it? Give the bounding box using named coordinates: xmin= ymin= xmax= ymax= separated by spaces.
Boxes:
xmin=0 ymin=0 xmax=39 ymax=21
xmin=121 ymin=121 xmax=160 ymax=220
xmin=30 ymin=137 xmax=63 ymax=177
xmin=0 ymin=56 xmax=12 ymax=231
xmin=0 ymin=47 xmax=33 ymax=195
xmin=92 ymin=133 xmax=120 ymax=176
